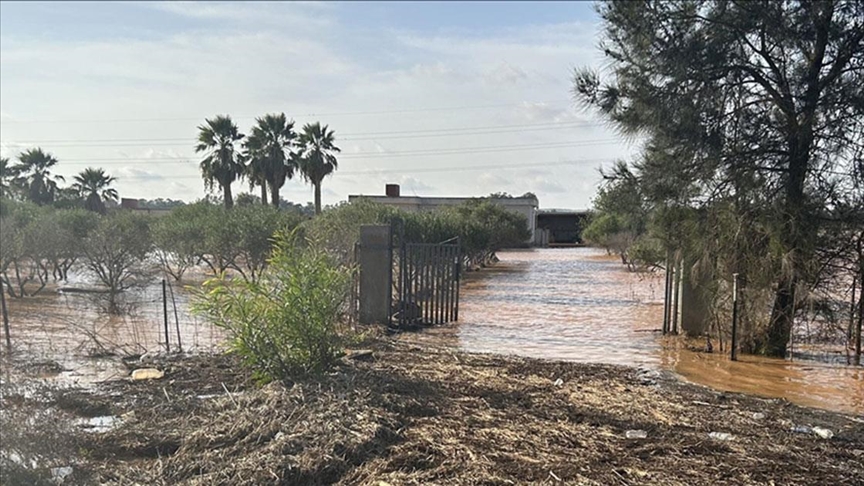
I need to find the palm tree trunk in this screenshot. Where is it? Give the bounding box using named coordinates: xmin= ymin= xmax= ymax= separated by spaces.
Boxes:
xmin=314 ymin=182 xmax=322 ymax=215
xmin=270 ymin=181 xmax=280 ymax=209
xmin=260 ymin=182 xmax=268 ymax=206
xmin=223 ymin=183 xmax=233 ymax=209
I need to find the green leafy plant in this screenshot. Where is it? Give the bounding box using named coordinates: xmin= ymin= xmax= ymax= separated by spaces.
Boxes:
xmin=192 ymin=231 xmax=354 ymax=382
xmin=83 ymin=211 xmax=153 ymax=313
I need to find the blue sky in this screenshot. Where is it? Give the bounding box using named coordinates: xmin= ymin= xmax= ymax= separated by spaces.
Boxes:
xmin=0 ymin=1 xmax=635 ymax=209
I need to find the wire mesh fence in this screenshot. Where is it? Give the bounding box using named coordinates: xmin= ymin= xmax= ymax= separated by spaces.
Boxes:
xmin=0 ymin=276 xmax=225 ymax=367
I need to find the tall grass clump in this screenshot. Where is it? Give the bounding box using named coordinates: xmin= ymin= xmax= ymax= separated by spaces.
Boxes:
xmin=192 ymin=231 xmax=353 ymax=382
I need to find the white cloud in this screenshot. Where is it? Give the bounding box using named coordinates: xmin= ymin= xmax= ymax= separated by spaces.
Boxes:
xmin=484 ymin=62 xmax=529 ymax=86
xmin=397 ymin=176 xmax=434 ymax=195
xmin=146 ymin=1 xmax=334 ymax=29
xmin=0 ymin=6 xmax=639 ymax=209
xmin=116 ymin=167 xmax=164 ymax=182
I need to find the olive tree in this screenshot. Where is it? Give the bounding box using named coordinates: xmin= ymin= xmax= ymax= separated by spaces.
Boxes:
xmin=83 ymin=211 xmax=153 ymax=313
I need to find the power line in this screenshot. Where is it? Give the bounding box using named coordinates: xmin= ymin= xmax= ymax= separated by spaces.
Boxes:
xmin=340 ymin=158 xmax=612 ymax=176
xmin=111 ymin=157 xmax=615 ymax=180
xmin=0 ymin=99 xmax=573 ymax=124
xmin=0 ymin=120 xmax=603 ymax=146
xmin=39 ymin=139 xmax=621 ymax=165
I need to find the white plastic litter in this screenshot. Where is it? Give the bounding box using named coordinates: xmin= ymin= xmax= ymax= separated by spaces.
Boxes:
xmin=709 ymin=432 xmax=734 ymax=441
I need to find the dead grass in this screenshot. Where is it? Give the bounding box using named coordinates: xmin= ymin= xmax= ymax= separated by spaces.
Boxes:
xmin=2 ymin=339 xmax=863 ymax=485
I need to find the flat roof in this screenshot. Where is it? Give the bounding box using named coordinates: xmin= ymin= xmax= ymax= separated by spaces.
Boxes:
xmin=537 ymin=209 xmax=591 ymax=215
xmin=348 ymin=195 xmax=538 ymax=205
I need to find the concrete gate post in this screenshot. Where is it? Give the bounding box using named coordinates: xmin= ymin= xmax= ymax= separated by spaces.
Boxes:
xmin=358 ymin=225 xmax=392 ymax=324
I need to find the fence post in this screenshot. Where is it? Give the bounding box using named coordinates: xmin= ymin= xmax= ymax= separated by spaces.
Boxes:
xmin=855 ymin=264 xmax=864 ymax=366
xmin=671 ymin=258 xmax=679 ymax=335
xmin=662 ymin=252 xmax=671 ymax=335
xmin=454 ymin=245 xmax=461 ymax=322
xmin=168 ymin=281 xmax=182 ymax=352
xmin=850 ymin=276 xmax=857 ymax=347
xmin=162 ymin=279 xmax=170 ymax=352
xmin=1 ymin=279 xmax=10 ymax=352
xmin=731 ymin=273 xmax=739 ymax=361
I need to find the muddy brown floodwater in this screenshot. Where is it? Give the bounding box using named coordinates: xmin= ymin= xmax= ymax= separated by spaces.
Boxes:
xmin=4 ymin=250 xmax=862 ymax=415
xmin=454 ymin=248 xmax=864 ymax=415
xmin=1 ymin=273 xmax=224 ymax=383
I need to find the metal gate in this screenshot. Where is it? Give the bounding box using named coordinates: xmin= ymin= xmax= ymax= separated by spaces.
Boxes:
xmin=390 ymin=223 xmax=461 ymax=327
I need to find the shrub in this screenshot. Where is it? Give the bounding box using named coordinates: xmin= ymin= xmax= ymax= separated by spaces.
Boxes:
xmin=153 ymin=202 xmax=305 ymax=281
xmin=302 ymin=199 xmax=397 ymax=263
xmin=304 ymin=199 xmax=530 ymax=267
xmin=152 ymin=204 xmax=208 ymax=281
xmin=83 ymin=211 xmax=153 ymax=313
xmin=0 ymin=201 xmax=98 ymax=296
xmin=192 ymin=231 xmax=354 ymax=382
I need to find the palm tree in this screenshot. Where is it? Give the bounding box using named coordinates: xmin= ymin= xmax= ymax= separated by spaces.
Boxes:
xmin=72 ymin=168 xmax=119 ymax=214
xmin=297 ymin=123 xmax=340 ymax=215
xmin=243 ymin=113 xmax=297 ymax=208
xmin=0 ymin=157 xmax=24 ymax=200
xmin=195 ymin=115 xmax=245 ymax=209
xmin=15 ymin=148 xmax=65 ymax=205
xmin=244 ymin=153 xmax=270 ymax=206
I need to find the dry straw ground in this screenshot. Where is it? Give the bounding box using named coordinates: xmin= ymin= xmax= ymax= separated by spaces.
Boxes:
xmin=2 ymin=338 xmax=863 ymax=485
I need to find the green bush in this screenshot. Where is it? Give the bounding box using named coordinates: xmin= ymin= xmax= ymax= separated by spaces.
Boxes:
xmin=154 ymin=202 xmax=305 ymax=281
xmin=0 ymin=200 xmax=99 ymax=296
xmin=192 ymin=231 xmax=354 ymax=382
xmin=304 ymin=199 xmax=530 ymax=267
xmin=83 ymin=211 xmax=153 ymax=313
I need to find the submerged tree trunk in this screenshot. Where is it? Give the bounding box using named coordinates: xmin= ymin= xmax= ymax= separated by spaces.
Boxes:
xmin=763 ymin=110 xmax=814 ymax=357
xmin=663 ymin=250 xmax=672 ymax=335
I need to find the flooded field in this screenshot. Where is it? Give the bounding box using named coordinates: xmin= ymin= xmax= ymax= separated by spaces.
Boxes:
xmin=456 ymin=248 xmax=864 ymax=415
xmin=2 ymin=248 xmax=862 ymax=415
xmin=0 ymin=272 xmax=224 ymax=383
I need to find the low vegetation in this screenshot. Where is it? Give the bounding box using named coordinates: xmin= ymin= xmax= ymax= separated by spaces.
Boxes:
xmin=192 ymin=231 xmax=354 ymax=382
xmin=305 ymin=198 xmax=530 ymax=268
xmin=0 ymin=199 xmax=307 ymax=306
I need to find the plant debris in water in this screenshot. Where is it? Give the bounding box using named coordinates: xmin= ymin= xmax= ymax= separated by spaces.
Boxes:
xmin=2 ymin=340 xmax=863 ymax=485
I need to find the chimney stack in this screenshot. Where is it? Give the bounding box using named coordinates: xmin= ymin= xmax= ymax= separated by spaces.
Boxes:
xmin=385 ymin=184 xmax=401 ymax=197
